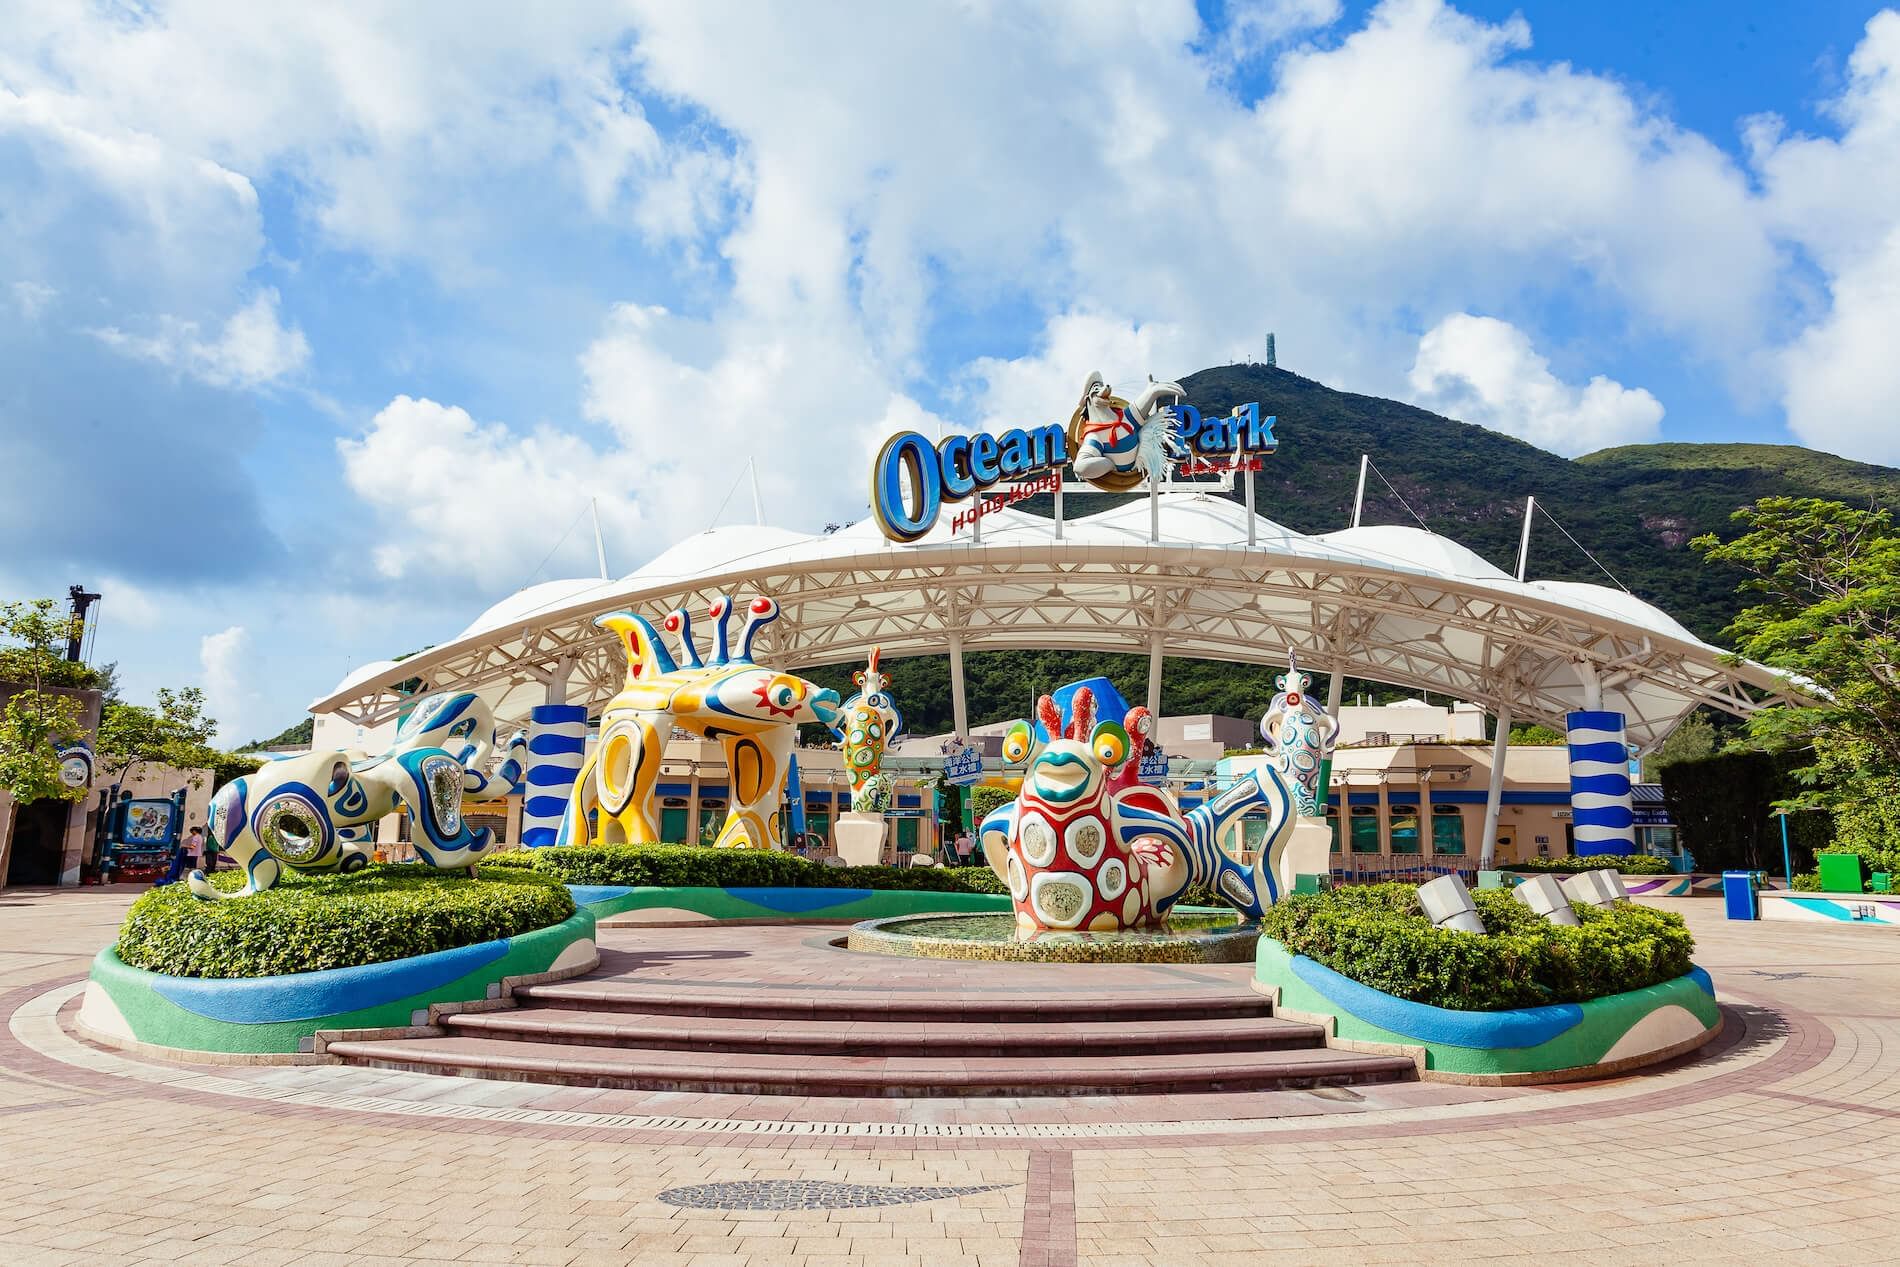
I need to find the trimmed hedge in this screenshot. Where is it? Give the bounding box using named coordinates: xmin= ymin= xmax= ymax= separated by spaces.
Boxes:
xmin=1503 ymin=854 xmax=1673 ymax=876
xmin=115 ymin=864 xmax=576 ymax=979
xmin=1260 ymin=882 xmax=1695 ymax=1011
xmin=506 ymin=842 xmax=1008 ymax=894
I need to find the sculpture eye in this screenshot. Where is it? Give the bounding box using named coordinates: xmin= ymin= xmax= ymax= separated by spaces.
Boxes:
xmin=1091 ymin=722 xmax=1130 ymax=767
xmin=328 ymin=762 xmax=350 ymax=794
xmin=1001 ymin=721 xmax=1033 ymax=765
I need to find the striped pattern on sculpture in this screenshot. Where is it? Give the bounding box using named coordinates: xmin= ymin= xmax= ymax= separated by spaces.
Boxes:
xmin=520 ymin=703 xmax=588 ymax=848
xmin=1566 ymin=709 xmax=1635 ymax=856
xmin=190 ymin=691 xmax=525 ymax=900
xmin=560 ymin=595 xmax=842 ymax=850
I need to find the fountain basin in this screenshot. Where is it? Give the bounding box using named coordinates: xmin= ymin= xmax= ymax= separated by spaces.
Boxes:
xmin=846 ymin=910 xmax=1258 ymax=964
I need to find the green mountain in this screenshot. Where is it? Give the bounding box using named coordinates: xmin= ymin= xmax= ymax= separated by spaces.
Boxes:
xmin=805 ymin=364 xmax=1900 ymax=736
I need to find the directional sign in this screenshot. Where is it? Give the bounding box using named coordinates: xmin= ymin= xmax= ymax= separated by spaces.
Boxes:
xmin=943 ymin=748 xmax=985 ymax=787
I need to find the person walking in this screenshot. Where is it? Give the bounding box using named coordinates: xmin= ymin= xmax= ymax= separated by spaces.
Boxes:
xmin=160 ymin=825 xmax=204 ymax=886
xmin=954 ymin=829 xmax=974 ymax=866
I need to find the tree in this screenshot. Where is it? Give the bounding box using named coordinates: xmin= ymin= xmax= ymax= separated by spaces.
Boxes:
xmin=1509 ymin=723 xmax=1567 ymax=746
xmin=0 ymin=600 xmax=94 ymax=854
xmin=1642 ymin=711 xmax=1716 ymax=781
xmin=95 ymin=687 xmax=223 ymax=791
xmin=1692 ymin=497 xmax=1900 ymax=853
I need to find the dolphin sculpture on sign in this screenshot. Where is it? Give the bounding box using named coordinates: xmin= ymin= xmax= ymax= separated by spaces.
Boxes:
xmin=560 ymin=595 xmax=842 ymax=850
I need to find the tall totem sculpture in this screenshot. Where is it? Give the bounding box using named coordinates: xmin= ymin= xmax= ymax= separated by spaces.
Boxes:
xmin=560 ymin=595 xmax=842 ymax=850
xmin=1259 ymin=651 xmax=1340 ymax=889
xmin=978 ymin=683 xmax=1298 ymax=933
xmin=835 ymin=647 xmax=903 ymax=813
xmin=1259 ymin=651 xmax=1339 ymax=817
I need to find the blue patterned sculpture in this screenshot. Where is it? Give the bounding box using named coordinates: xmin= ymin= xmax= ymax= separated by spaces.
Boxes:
xmin=189 ymin=692 xmax=525 ymax=900
xmin=1259 ymin=651 xmax=1338 ymax=818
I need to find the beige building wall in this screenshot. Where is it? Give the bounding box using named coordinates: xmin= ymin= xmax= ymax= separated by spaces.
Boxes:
xmin=1224 ymin=741 xmax=1574 ymax=867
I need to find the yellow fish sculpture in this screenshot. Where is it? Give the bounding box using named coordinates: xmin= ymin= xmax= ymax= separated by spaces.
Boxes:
xmin=560 ymin=595 xmax=842 ymax=850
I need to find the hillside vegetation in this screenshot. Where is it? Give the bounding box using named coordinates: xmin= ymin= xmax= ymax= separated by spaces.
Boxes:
xmin=808 ymin=364 xmax=1899 ymax=736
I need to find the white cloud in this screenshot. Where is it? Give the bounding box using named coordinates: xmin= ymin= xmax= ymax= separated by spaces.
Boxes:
xmin=199 ymin=624 xmax=257 ymax=744
xmin=92 ymin=288 xmax=310 ymax=389
xmin=1214 ymin=0 xmax=1345 ymax=65
xmin=338 ymin=395 xmax=649 ymax=588
xmin=1407 ymin=314 xmax=1664 ymax=455
xmin=1778 ymin=226 xmax=1900 ymax=465
xmin=10 ymin=280 xmax=55 ymax=319
xmin=1745 ymin=11 xmax=1900 ymax=465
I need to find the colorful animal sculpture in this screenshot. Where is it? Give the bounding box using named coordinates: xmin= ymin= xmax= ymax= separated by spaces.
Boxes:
xmin=1259 ymin=651 xmax=1339 ymax=818
xmin=978 ymin=685 xmax=1297 ymax=932
xmin=1067 ymin=371 xmax=1186 ymax=492
xmin=560 ymin=595 xmax=842 ymax=850
xmin=188 ymin=692 xmax=525 ymax=900
xmin=835 ymin=646 xmax=904 ymax=812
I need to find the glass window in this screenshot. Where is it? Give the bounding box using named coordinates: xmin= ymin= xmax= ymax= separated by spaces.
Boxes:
xmin=1349 ymin=806 xmax=1380 ymax=853
xmin=1431 ymin=804 xmax=1465 ymax=855
xmin=1390 ymin=809 xmax=1421 ymax=854
xmin=1325 ymin=805 xmax=1341 ymax=853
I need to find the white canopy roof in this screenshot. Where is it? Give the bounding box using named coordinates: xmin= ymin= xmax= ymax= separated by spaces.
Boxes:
xmin=311 ymin=492 xmax=1806 ymax=752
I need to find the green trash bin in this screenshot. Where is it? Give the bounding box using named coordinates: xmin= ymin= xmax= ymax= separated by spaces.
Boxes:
xmin=1874 ymin=873 xmax=1893 ymax=894
xmin=1293 ymin=873 xmax=1331 ymax=895
xmin=1818 ymin=853 xmax=1866 ymax=894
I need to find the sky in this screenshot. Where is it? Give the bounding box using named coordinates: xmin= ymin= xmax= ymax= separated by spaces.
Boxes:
xmin=3 ymin=0 xmax=1899 ymax=745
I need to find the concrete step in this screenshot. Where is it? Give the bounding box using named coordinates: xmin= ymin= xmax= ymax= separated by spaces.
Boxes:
xmin=439 ymin=1007 xmax=1329 ymax=1058
xmin=512 ymin=980 xmax=1274 ymax=1025
xmin=324 ymin=1034 xmax=1418 ymax=1098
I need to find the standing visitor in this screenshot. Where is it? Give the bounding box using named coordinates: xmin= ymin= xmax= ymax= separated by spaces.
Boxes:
xmin=955 ymin=829 xmax=974 ymax=866
xmin=160 ymin=826 xmax=203 ymax=886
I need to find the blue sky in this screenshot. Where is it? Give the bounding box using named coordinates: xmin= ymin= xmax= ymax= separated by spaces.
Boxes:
xmin=3 ymin=0 xmax=1898 ymax=745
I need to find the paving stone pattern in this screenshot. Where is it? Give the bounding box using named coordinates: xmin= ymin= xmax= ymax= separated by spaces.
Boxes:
xmin=658 ymin=1181 xmax=1013 ymax=1211
xmin=5 ymin=888 xmax=1900 ymax=1264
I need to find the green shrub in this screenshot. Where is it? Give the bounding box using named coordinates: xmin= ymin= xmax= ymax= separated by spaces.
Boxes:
xmin=969 ymin=785 xmax=1014 ymax=823
xmin=114 ymin=864 xmax=575 ymax=979
xmin=1260 ymin=882 xmax=1695 ymax=1011
xmin=1503 ymin=854 xmax=1673 ymax=875
xmin=1791 ymin=871 xmax=1821 ymax=891
xmin=475 ymin=849 xmax=540 ymax=869
xmin=523 ymin=842 xmax=1008 ymax=894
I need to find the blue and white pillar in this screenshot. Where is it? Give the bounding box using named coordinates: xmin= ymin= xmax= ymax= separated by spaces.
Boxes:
xmin=521 ymin=703 xmax=587 ymax=848
xmin=1566 ymin=709 xmax=1634 ymax=856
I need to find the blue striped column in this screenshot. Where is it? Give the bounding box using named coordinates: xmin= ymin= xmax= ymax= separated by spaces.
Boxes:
xmin=1566 ymin=710 xmax=1634 ymax=856
xmin=521 ymin=704 xmax=588 ymax=848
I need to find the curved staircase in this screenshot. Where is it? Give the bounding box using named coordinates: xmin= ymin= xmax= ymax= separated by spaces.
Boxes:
xmin=325 ymin=973 xmax=1416 ymax=1098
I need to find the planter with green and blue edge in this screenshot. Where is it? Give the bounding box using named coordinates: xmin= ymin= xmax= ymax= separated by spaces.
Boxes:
xmin=78 ymin=906 xmax=599 ymax=1057
xmin=1255 ymin=935 xmax=1721 ymax=1083
xmin=571 ymin=884 xmax=1011 ymax=923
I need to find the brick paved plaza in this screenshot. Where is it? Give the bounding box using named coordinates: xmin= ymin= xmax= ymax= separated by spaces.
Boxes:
xmin=4 ymin=889 xmax=1898 ymax=1265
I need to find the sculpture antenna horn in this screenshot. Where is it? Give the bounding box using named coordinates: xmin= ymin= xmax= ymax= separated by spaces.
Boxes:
xmin=1067 ymin=686 xmax=1096 ymax=741
xmin=596 ymin=610 xmax=677 ymax=683
xmin=662 ymin=607 xmax=703 ymax=669
xmin=735 ymin=596 xmax=780 ymax=663
xmin=1035 ymin=694 xmax=1063 ymax=742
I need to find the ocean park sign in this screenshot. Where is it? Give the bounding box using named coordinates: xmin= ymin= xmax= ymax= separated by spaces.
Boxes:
xmin=870 ymin=370 xmax=1277 ymax=542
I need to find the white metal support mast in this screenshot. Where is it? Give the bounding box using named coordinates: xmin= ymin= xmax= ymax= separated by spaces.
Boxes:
xmin=1350 ymin=454 xmax=1369 ymax=528
xmin=1516 ymin=495 xmax=1536 ymax=582
xmin=590 ymin=498 xmax=609 ymax=580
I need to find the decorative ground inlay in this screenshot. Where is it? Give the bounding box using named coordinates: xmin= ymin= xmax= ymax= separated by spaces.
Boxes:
xmin=657 ymin=1180 xmax=1012 ymax=1210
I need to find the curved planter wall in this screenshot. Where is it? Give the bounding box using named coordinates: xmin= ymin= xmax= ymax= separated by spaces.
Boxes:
xmin=571 ymin=884 xmax=1011 ymax=923
xmin=80 ymin=908 xmax=598 ymax=1057
xmin=1255 ymin=937 xmax=1720 ymax=1083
